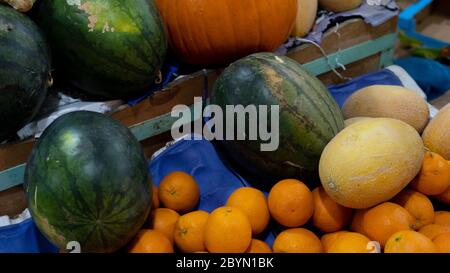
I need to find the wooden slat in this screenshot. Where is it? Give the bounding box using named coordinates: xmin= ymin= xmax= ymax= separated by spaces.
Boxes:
xmin=0 ymin=185 xmax=27 ymax=217
xmin=287 ymin=17 xmax=398 ymax=64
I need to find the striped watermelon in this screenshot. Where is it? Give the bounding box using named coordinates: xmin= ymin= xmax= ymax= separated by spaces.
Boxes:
xmin=0 ymin=5 xmax=51 ymax=141
xmin=37 ymin=0 xmax=167 ymax=99
xmin=24 ymin=111 xmax=152 ymax=253
xmin=211 ymin=53 xmax=344 ymax=187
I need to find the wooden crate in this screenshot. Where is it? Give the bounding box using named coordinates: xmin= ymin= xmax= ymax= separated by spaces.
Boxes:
xmin=0 ymin=17 xmax=398 ymax=217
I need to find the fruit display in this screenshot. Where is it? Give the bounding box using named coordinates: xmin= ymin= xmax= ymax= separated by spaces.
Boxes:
xmin=342 ymin=85 xmax=430 ymax=133
xmin=37 ymin=0 xmax=167 ymax=99
xmin=155 ymin=0 xmax=297 ymax=66
xmin=291 ymin=0 xmax=318 ymax=38
xmin=0 ymin=5 xmax=51 ymax=141
xmin=24 ymin=111 xmax=152 ymax=253
xmin=1 ymin=0 xmax=449 ymax=256
xmin=211 ymin=53 xmax=345 ymax=186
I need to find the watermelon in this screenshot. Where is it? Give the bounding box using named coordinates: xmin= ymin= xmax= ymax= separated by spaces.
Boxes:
xmin=0 ymin=4 xmax=51 ymax=141
xmin=36 ymin=0 xmax=167 ymax=100
xmin=24 ymin=111 xmax=152 ymax=253
xmin=211 ymin=53 xmax=344 ymax=187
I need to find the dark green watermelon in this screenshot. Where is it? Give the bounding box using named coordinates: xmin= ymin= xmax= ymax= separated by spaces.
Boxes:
xmin=37 ymin=0 xmax=167 ymax=100
xmin=0 ymin=4 xmax=51 ymax=141
xmin=211 ymin=53 xmax=345 ymax=187
xmin=24 ymin=111 xmax=152 ymax=253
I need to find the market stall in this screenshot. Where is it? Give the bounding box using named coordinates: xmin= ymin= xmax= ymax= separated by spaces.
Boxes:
xmin=0 ymin=0 xmax=449 ymax=254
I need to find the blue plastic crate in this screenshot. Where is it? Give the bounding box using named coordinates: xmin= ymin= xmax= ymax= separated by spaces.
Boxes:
xmin=399 ymin=0 xmax=450 ymax=48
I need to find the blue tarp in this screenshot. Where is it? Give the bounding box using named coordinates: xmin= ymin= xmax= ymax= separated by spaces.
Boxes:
xmin=395 ymin=57 xmax=450 ymax=101
xmin=0 ymin=68 xmax=412 ymax=252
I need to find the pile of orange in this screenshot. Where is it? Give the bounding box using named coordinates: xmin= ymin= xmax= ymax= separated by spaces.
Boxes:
xmin=128 ymin=151 xmax=450 ymax=253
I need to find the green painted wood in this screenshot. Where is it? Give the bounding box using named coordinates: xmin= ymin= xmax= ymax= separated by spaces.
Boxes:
xmin=0 ymin=164 xmax=26 ymax=191
xmin=379 ymin=47 xmax=396 ymax=69
xmin=303 ymin=33 xmax=397 ymax=75
xmin=0 ymin=33 xmax=397 ymax=191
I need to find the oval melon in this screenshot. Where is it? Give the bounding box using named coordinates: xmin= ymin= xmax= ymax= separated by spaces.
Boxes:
xmin=37 ymin=0 xmax=167 ymax=99
xmin=211 ymin=53 xmax=344 ymax=188
xmin=422 ymin=103 xmax=450 ymax=160
xmin=344 ymin=117 xmax=372 ymax=128
xmin=319 ymin=118 xmax=425 ymax=209
xmin=291 ymin=0 xmax=318 ymax=37
xmin=25 ymin=111 xmax=152 ymax=253
xmin=342 ymin=85 xmax=430 ymax=133
xmin=319 ymin=0 xmax=363 ymax=12
xmin=0 ymin=5 xmax=51 ymax=141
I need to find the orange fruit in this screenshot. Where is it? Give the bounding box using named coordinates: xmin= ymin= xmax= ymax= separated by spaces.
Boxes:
xmin=384 ymin=230 xmax=437 ymax=253
xmin=434 ymin=211 xmax=450 ymax=226
xmin=326 ymin=232 xmax=374 ymax=253
xmin=411 ymin=151 xmax=450 ymax=195
xmin=128 ymin=230 xmax=174 ymax=253
xmin=350 ymin=202 xmax=414 ymax=247
xmin=433 ymin=233 xmax=450 ymax=253
xmin=392 ymin=188 xmax=434 ymax=230
xmin=174 ymin=210 xmax=209 ymax=253
xmin=152 ymin=185 xmax=160 ymax=209
xmin=268 ymin=179 xmax=314 ymax=227
xmin=245 ymin=239 xmax=272 ymax=253
xmin=158 ymin=171 xmax=200 ymax=213
xmin=321 ymin=231 xmax=350 ymax=252
xmin=418 ymin=224 xmax=450 ymax=240
xmin=226 ymin=187 xmax=270 ymax=235
xmin=204 ymin=206 xmax=252 ymax=253
xmin=435 ymin=187 xmax=450 ymax=205
xmin=273 ymin=228 xmax=323 ymax=253
xmin=312 ymin=187 xmax=352 ymax=233
xmin=148 ymin=208 xmax=180 ymax=244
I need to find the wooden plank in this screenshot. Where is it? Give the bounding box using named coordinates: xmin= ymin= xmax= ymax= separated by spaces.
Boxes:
xmin=287 ymin=17 xmax=398 ymax=64
xmin=317 ymin=53 xmax=382 ymax=86
xmin=300 ymin=34 xmax=397 ymax=76
xmin=0 ymin=185 xmax=27 ymax=217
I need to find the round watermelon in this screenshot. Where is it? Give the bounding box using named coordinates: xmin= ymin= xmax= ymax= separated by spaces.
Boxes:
xmin=24 ymin=111 xmax=152 ymax=253
xmin=0 ymin=5 xmax=51 ymax=141
xmin=211 ymin=53 xmax=345 ymax=187
xmin=36 ymin=0 xmax=167 ymax=100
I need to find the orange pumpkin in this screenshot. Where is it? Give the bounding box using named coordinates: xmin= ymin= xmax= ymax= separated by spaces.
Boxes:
xmin=155 ymin=0 xmax=297 ymax=66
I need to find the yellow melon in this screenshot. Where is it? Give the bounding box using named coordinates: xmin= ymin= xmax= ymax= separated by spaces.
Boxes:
xmin=319 ymin=118 xmax=425 ymax=209
xmin=319 ymin=0 xmax=363 ymax=12
xmin=422 ymin=103 xmax=450 ymax=160
xmin=291 ymin=0 xmax=318 ymax=37
xmin=344 ymin=117 xmax=373 ymax=128
xmin=342 ymin=85 xmax=430 ymax=133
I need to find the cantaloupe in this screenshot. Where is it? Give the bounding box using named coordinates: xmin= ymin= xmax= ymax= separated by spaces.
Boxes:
xmin=344 ymin=117 xmax=372 ymax=128
xmin=422 ymin=103 xmax=450 ymax=160
xmin=342 ymin=85 xmax=430 ymax=133
xmin=291 ymin=0 xmax=318 ymax=37
xmin=319 ymin=0 xmax=363 ymax=12
xmin=319 ymin=118 xmax=425 ymax=209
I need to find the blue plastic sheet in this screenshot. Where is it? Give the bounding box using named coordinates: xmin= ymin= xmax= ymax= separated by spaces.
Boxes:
xmin=149 ymin=137 xmax=278 ymax=246
xmin=395 ymin=57 xmax=450 ymax=101
xmin=0 ymin=218 xmax=58 ymax=253
xmin=328 ymin=69 xmax=403 ymax=107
